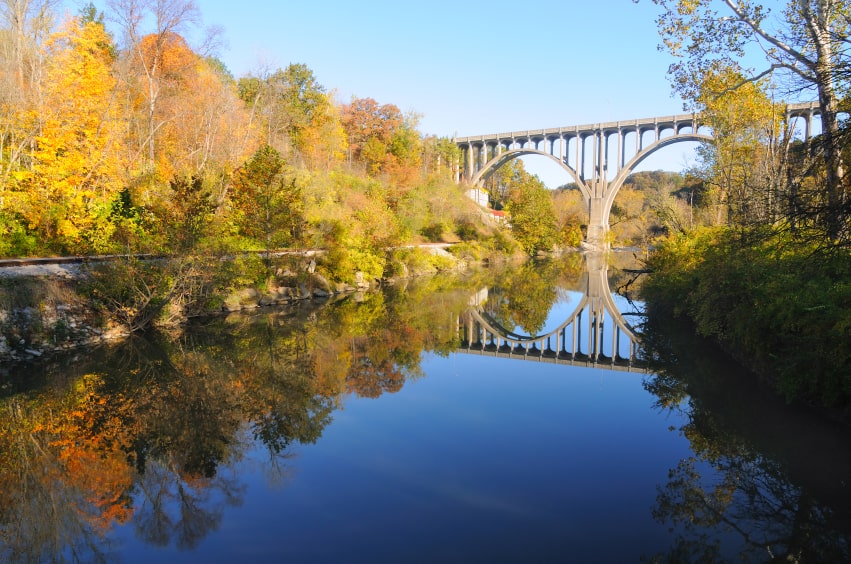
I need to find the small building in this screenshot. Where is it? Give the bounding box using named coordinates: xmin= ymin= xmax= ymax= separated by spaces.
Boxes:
xmin=465 ymin=187 xmax=489 ymax=207
xmin=489 ymin=209 xmax=507 ymax=225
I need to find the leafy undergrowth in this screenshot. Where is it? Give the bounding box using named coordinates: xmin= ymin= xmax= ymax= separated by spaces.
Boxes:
xmin=643 ymin=227 xmax=851 ymax=414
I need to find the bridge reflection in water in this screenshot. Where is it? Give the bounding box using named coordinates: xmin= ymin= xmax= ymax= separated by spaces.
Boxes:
xmin=457 ymin=253 xmax=647 ymax=373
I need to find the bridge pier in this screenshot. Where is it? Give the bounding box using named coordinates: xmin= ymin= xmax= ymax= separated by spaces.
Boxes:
xmin=586 ymin=196 xmax=607 ymax=249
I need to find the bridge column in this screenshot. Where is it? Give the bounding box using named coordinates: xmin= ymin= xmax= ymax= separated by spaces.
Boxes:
xmin=586 ymin=196 xmax=608 ymax=248
xmin=616 ymin=129 xmax=622 ymax=171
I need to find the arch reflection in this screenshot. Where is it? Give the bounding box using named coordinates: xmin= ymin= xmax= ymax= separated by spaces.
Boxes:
xmin=457 ymin=253 xmax=646 ymax=372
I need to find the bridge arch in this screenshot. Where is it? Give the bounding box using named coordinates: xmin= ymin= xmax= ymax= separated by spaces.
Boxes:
xmin=602 ymin=133 xmax=713 ymax=227
xmin=455 ymin=103 xmax=817 ymax=248
xmin=471 ymin=148 xmax=590 ymax=200
xmin=458 ymin=254 xmax=643 ymax=367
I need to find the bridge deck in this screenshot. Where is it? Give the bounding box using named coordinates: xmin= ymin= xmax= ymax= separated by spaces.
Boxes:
xmin=457 ymin=345 xmax=649 ymax=374
xmin=453 ymin=102 xmax=819 ymax=144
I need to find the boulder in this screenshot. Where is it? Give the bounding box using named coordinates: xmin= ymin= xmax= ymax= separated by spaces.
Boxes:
xmin=334 ymin=282 xmax=354 ymax=293
xmin=311 ymin=273 xmax=332 ymax=293
xmin=224 ymin=287 xmax=262 ymax=311
xmin=355 ymin=271 xmax=369 ymax=289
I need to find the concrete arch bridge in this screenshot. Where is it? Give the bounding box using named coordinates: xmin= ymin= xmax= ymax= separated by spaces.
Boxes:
xmin=454 ymin=102 xmax=820 ymax=248
xmin=457 ymin=253 xmax=647 ymax=373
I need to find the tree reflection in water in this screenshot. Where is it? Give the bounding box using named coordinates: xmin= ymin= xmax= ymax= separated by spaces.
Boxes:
xmin=0 ymin=266 xmax=501 ymax=560
xmin=641 ymin=315 xmax=851 ymax=562
xmin=483 ymin=254 xmax=584 ymax=336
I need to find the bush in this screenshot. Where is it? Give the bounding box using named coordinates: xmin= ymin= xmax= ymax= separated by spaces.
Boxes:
xmin=643 ymin=227 xmax=851 ymax=410
xmin=0 ymin=212 xmax=38 ymax=257
xmin=385 ymin=247 xmax=457 ymax=278
xmin=320 ymin=244 xmax=385 ymax=284
xmin=421 ymin=222 xmax=447 ymax=242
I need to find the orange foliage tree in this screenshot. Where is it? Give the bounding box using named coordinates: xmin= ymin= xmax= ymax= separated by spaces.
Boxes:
xmin=341 ymin=96 xmax=422 ymax=189
xmin=341 ymin=97 xmax=402 ymax=171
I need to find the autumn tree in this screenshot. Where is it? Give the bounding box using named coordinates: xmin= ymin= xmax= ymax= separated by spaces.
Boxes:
xmin=650 ymin=0 xmax=851 ymax=241
xmin=422 ymin=135 xmax=462 ymax=179
xmin=107 ymin=0 xmax=212 ymax=177
xmin=297 ymin=95 xmax=348 ymax=170
xmin=0 ymin=0 xmax=59 ymax=252
xmin=690 ymin=65 xmax=786 ymax=228
xmin=552 ymin=188 xmax=585 ymax=246
xmin=14 ymin=15 xmax=125 ymax=253
xmin=237 ymin=64 xmax=345 ymax=168
xmin=272 ymin=64 xmax=329 ymax=154
xmin=340 ymin=96 xmax=403 ymax=172
xmin=0 ymin=0 xmax=57 ymax=86
xmin=157 ymin=54 xmax=254 ymax=180
xmin=383 ymin=112 xmax=423 ymax=188
xmin=609 ymin=186 xmax=650 ymax=245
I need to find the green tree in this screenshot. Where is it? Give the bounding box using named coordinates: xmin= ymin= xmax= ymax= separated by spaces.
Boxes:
xmin=502 ymin=161 xmax=558 ymax=254
xmin=238 ymin=64 xmax=338 ymax=162
xmin=232 ymin=145 xmax=304 ymax=250
xmin=270 ymin=63 xmax=328 ymax=153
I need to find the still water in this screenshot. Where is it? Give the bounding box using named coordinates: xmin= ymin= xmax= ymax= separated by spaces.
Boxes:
xmin=0 ymin=253 xmax=849 ymax=562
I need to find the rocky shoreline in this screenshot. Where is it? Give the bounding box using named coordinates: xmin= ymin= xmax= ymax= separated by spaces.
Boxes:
xmin=0 ymin=247 xmax=475 ymax=365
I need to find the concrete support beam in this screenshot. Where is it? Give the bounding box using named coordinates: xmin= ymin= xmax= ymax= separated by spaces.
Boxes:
xmin=586 ymin=197 xmax=607 ymax=248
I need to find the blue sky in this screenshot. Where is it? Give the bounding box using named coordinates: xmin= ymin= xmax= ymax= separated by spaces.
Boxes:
xmin=75 ymin=0 xmax=700 ymax=185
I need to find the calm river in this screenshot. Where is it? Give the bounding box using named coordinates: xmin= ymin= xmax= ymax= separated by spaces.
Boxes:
xmin=0 ymin=252 xmax=849 ymax=562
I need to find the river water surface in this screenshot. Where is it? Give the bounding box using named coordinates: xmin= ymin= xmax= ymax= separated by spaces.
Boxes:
xmin=0 ymin=252 xmax=849 ymax=562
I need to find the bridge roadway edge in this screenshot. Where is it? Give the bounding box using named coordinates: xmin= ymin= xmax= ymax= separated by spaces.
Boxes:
xmin=456 ymin=345 xmax=648 ymax=374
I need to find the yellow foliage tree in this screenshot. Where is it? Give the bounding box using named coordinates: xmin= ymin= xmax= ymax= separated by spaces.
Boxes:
xmin=298 ymin=94 xmax=348 ymax=170
xmin=21 ymin=17 xmax=125 ymax=253
xmin=695 ymin=65 xmax=783 ymax=227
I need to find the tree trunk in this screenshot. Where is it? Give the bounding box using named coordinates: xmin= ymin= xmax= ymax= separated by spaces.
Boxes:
xmin=815 ymin=67 xmax=845 ymax=241
xmin=806 ymin=2 xmax=846 ymax=242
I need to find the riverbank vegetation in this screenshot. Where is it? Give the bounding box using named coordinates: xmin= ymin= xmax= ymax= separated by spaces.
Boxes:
xmin=643 ymin=0 xmax=851 ymax=415
xmin=0 ymin=1 xmax=594 ymax=335
xmin=643 ymin=228 xmax=851 ymax=411
xmin=0 ymin=4 xmax=572 ymax=264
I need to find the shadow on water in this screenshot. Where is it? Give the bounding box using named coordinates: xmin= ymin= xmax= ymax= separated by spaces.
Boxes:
xmin=641 ymin=312 xmax=851 ymax=561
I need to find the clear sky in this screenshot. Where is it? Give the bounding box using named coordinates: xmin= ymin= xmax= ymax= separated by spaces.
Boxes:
xmin=76 ymin=0 xmax=701 ymax=185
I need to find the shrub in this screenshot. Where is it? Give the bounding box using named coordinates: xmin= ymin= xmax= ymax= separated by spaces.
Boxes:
xmin=0 ymin=212 xmax=38 ymax=257
xmin=643 ymin=227 xmax=851 ymax=410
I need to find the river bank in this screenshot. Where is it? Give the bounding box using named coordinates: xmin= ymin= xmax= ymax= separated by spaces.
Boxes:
xmin=0 ymin=245 xmax=534 ymax=365
xmin=641 ymin=227 xmax=851 ymax=420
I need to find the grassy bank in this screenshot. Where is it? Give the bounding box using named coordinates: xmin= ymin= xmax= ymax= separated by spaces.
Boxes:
xmin=642 ymin=227 xmax=851 ymax=414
